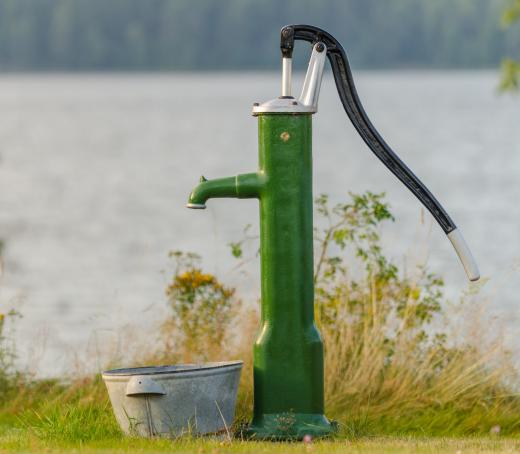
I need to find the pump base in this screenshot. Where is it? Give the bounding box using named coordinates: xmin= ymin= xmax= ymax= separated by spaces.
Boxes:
xmin=243 ymin=413 xmax=336 ymax=441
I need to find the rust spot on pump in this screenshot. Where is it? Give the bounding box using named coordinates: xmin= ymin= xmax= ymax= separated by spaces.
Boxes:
xmin=280 ymin=131 xmax=290 ymax=142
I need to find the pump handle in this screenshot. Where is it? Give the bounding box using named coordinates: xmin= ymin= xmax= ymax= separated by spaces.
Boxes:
xmin=281 ymin=24 xmax=480 ymax=281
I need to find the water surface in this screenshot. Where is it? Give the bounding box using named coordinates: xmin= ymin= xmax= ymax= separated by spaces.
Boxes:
xmin=0 ymin=72 xmax=518 ymax=376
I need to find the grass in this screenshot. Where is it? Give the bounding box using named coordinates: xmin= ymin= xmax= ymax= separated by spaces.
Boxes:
xmin=0 ymin=398 xmax=519 ymax=453
xmin=2 ymin=435 xmax=520 ymax=454
xmin=1 ymin=335 xmax=517 ymax=453
xmin=0 ymin=356 xmax=520 ymax=453
xmin=1 ymin=402 xmax=519 ymax=453
xmin=2 ymin=382 xmax=513 ymax=453
xmin=1 ymin=192 xmax=520 ymax=452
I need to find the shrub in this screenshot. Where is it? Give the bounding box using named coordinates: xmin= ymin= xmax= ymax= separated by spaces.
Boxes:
xmin=162 ymin=251 xmax=241 ymax=362
xmin=0 ymin=309 xmax=20 ymax=400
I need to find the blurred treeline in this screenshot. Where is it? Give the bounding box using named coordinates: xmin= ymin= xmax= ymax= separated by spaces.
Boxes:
xmin=0 ymin=0 xmax=518 ymax=71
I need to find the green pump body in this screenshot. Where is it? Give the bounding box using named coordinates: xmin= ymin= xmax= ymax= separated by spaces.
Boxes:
xmin=186 ymin=24 xmax=479 ymax=440
xmin=251 ymin=114 xmax=332 ymax=438
xmin=188 ymin=112 xmax=333 ymax=439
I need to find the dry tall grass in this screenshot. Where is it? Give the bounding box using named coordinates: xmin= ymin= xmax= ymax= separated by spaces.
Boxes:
xmin=322 ymin=298 xmax=519 ymax=434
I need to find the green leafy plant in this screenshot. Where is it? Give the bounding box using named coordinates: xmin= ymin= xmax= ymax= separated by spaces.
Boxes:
xmin=0 ymin=309 xmax=21 ymax=399
xmin=500 ymin=0 xmax=520 ymax=92
xmin=0 ymin=237 xmax=22 ymax=397
xmin=500 ymin=58 xmax=520 ymax=91
xmin=313 ymin=192 xmax=444 ymax=349
xmin=228 ymin=224 xmax=257 ymax=260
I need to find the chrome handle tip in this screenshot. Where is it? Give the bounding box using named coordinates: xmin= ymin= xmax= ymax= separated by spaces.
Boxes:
xmin=447 ymin=229 xmax=480 ymax=282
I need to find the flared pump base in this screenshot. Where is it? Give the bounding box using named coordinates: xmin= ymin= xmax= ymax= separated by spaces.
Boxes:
xmin=243 ymin=413 xmax=336 ymax=441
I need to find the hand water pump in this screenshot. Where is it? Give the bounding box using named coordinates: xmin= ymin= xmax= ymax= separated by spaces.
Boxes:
xmin=186 ymin=25 xmax=480 ymax=439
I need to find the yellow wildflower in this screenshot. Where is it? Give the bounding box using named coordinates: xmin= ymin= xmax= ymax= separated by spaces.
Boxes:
xmin=411 ymin=287 xmax=421 ymax=301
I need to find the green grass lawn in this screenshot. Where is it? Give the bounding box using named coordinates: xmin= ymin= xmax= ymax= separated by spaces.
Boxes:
xmin=1 ymin=428 xmax=520 ymax=454
xmin=1 ymin=376 xmax=519 ymax=453
xmin=1 ymin=402 xmax=518 ymax=454
xmin=1 ymin=401 xmax=518 ymax=453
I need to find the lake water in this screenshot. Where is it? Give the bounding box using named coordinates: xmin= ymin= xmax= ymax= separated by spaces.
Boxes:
xmin=0 ymin=72 xmax=519 ymax=377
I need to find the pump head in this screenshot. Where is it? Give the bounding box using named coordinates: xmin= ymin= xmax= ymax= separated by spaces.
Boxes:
xmin=276 ymin=24 xmax=480 ymax=282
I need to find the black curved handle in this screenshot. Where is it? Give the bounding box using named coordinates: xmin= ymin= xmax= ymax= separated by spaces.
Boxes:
xmin=281 ymin=24 xmax=456 ymax=234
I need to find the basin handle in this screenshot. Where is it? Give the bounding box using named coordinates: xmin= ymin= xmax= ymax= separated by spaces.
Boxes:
xmin=125 ymin=376 xmax=166 ymax=397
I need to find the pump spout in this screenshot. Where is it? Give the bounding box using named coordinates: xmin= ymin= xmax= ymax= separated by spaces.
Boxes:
xmin=186 ymin=173 xmax=265 ymax=209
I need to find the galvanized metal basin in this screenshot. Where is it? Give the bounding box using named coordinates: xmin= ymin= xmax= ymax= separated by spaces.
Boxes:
xmin=102 ymin=361 xmax=243 ymax=438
